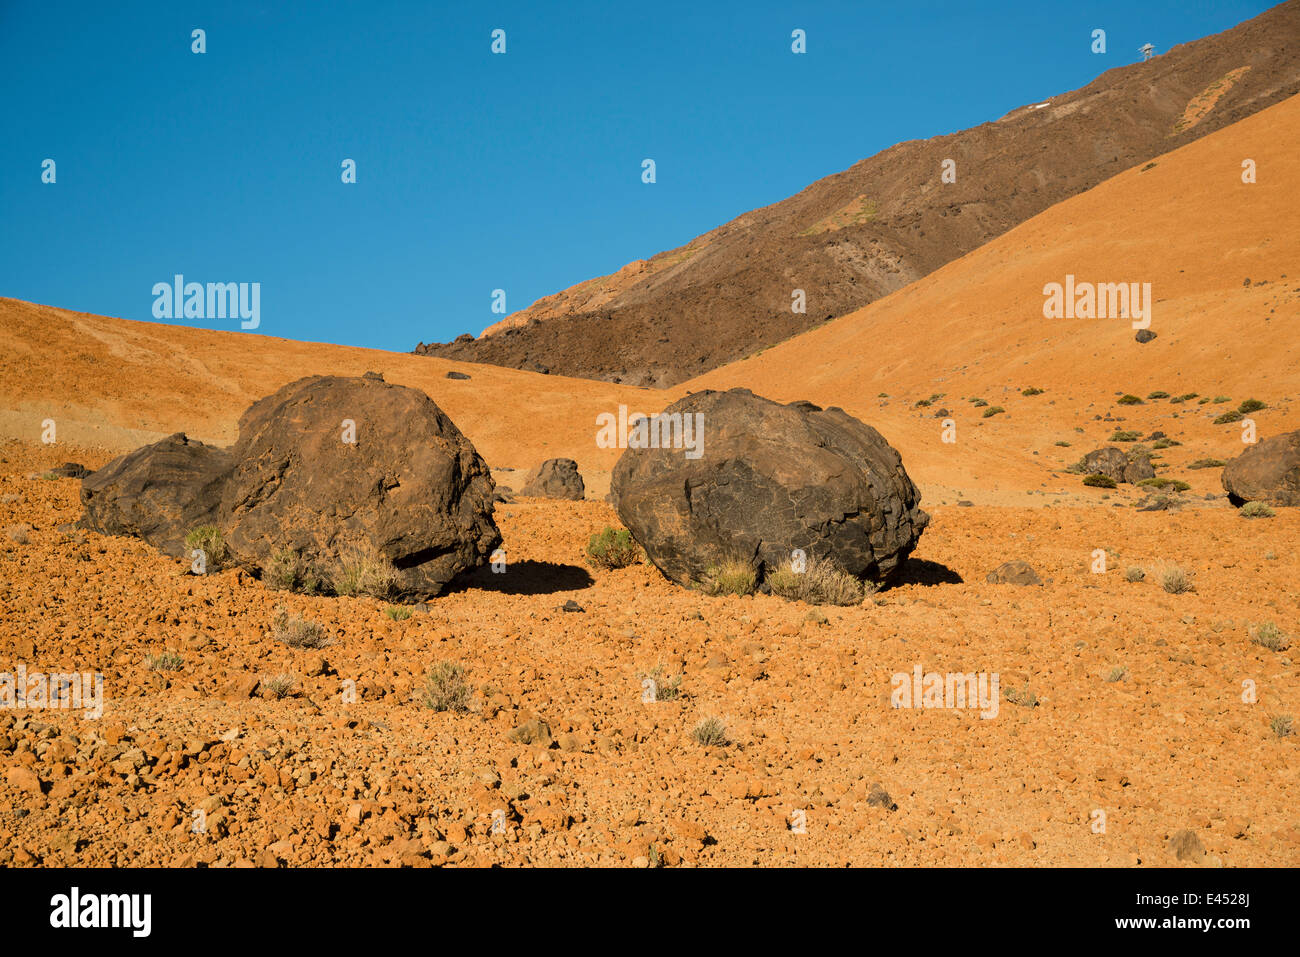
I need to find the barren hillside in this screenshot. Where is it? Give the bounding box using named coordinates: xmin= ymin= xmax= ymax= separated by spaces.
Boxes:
xmin=415 ymin=0 xmax=1300 ymax=387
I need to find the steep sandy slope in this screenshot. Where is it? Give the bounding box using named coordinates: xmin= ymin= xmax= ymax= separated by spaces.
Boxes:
xmin=689 ymin=92 xmax=1300 ymax=504
xmin=0 ymin=300 xmax=652 ymax=493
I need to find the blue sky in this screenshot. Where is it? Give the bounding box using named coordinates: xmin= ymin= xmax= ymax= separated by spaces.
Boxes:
xmin=0 ymin=0 xmax=1275 ymax=351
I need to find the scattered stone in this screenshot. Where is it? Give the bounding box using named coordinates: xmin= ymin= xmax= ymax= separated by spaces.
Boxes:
xmin=986 ymin=561 xmax=1041 ymax=586
xmin=519 ymin=458 xmax=585 ymax=500
xmin=445 ymin=371 xmax=471 ymax=380
xmin=1135 ymin=329 xmax=1157 ymax=343
xmin=1079 ymin=447 xmax=1153 ymax=484
xmin=508 ymin=719 xmax=553 ymax=748
xmin=45 ymin=462 xmax=90 ymax=479
xmin=865 ymin=784 xmax=896 ymax=811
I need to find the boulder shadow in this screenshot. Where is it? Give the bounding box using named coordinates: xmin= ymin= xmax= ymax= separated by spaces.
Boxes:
xmin=891 ymin=558 xmax=963 ymax=588
xmin=447 ymin=560 xmax=595 ymax=596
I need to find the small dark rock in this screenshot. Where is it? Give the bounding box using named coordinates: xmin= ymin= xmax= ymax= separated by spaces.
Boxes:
xmin=865 ymin=784 xmax=897 ymax=811
xmin=1135 ymin=329 xmax=1157 ymax=343
xmin=45 ymin=462 xmax=90 ymax=479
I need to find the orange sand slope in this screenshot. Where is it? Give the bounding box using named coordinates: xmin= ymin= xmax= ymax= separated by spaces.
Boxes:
xmin=689 ymin=94 xmax=1300 ymax=498
xmin=0 ymin=302 xmax=654 ymax=476
xmin=2 ymin=95 xmax=1298 ymax=504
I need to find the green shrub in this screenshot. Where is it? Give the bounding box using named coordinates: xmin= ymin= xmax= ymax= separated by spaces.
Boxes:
xmin=982 ymin=406 xmax=1005 ymax=418
xmin=384 ymin=606 xmax=413 ymax=621
xmin=1251 ymin=621 xmax=1290 ymax=652
xmin=704 ymin=558 xmax=757 ymax=596
xmin=767 ymin=556 xmax=864 ymax=606
xmin=1187 ymin=458 xmax=1224 ymax=470
xmin=1125 ymin=567 xmax=1145 ymax=583
xmin=144 ymin=650 xmax=184 ymax=671
xmin=1214 ymin=410 xmax=1243 ymax=424
xmin=1117 ymin=394 xmax=1144 ymax=405
xmin=586 ymin=527 xmax=641 ymax=569
xmin=1083 ymin=474 xmax=1117 ymax=489
xmin=332 ymin=545 xmax=398 ymax=599
xmin=1160 ymin=564 xmax=1194 ymax=594
xmin=1147 ymin=391 xmax=1170 ymax=400
xmin=1238 ymin=398 xmax=1267 ymax=414
xmin=184 ymin=525 xmax=228 ymax=570
xmin=1170 ymin=393 xmax=1198 ymax=403
xmin=422 ymin=661 xmax=470 ymax=713
xmin=1004 ymin=685 xmax=1039 ymax=707
xmin=1055 ymin=441 xmax=1072 ymax=447
xmin=1240 ymin=501 xmax=1275 ymax=519
xmin=1104 ymin=666 xmax=1128 ymax=683
xmin=640 ymin=665 xmax=683 ymax=702
xmin=271 ymin=608 xmax=331 ymax=649
xmin=1110 ymin=430 xmax=1141 ymax=442
xmin=262 ymin=673 xmax=296 ymax=699
xmin=692 ymin=716 xmax=728 ymax=747
xmin=265 ymin=548 xmax=323 ymax=594
xmin=970 ymin=398 xmax=989 ymax=407
xmin=1272 ymin=716 xmax=1294 ymax=739
xmin=1022 ymin=387 xmax=1045 ymax=396
xmin=1138 ymin=478 xmax=1190 ymax=492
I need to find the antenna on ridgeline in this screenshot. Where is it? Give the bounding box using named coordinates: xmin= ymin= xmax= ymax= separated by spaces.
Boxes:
xmin=1139 ymin=43 xmax=1155 ymax=61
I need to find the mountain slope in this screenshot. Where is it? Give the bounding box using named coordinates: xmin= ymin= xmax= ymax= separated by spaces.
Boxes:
xmin=415 ymin=0 xmax=1300 ymax=387
xmin=686 ymin=91 xmax=1300 ymax=502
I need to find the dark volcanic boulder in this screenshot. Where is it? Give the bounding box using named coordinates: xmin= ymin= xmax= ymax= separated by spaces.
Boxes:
xmin=81 ymin=434 xmax=231 ymax=555
xmin=80 ymin=376 xmax=501 ymax=598
xmin=1080 ymin=447 xmax=1153 ymax=484
xmin=1222 ymin=430 xmax=1300 ymax=506
xmin=611 ymin=388 xmax=928 ymax=588
xmin=219 ymin=375 xmax=501 ymax=597
xmin=519 ymin=458 xmax=585 ymax=500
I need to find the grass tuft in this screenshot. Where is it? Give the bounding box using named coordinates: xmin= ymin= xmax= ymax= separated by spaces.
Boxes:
xmin=586 ymin=527 xmax=641 ymax=569
xmin=421 ymin=661 xmax=470 ymax=713
xmin=692 ymin=716 xmax=728 ymax=747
